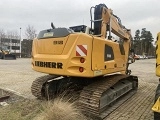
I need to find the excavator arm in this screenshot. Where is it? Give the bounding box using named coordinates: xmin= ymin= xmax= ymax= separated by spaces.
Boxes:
xmin=92 ymin=4 xmax=131 ymax=40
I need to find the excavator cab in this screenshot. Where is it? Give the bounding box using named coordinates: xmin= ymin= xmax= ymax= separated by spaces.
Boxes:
xmin=69 ymin=25 xmax=87 ymax=33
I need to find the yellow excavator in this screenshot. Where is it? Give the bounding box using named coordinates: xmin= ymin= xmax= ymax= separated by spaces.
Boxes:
xmin=31 ymin=4 xmax=138 ymax=119
xmin=152 ymin=32 xmax=160 ymax=120
xmin=0 ymin=45 xmax=16 ymax=60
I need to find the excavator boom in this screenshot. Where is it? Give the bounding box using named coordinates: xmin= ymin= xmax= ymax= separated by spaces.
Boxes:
xmin=92 ymin=4 xmax=131 ymax=40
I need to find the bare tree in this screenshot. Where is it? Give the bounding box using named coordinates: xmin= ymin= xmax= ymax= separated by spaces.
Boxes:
xmin=25 ymin=25 xmax=37 ymax=40
xmin=0 ymin=29 xmax=5 ymax=48
xmin=0 ymin=29 xmax=5 ymax=38
xmin=6 ymin=30 xmax=19 ymax=39
xmin=22 ymin=25 xmax=36 ymax=57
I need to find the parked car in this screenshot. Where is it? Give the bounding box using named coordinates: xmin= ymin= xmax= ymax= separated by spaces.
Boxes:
xmin=139 ymin=55 xmax=144 ymax=59
xmin=134 ymin=54 xmax=140 ymax=60
xmin=147 ymin=56 xmax=155 ymax=59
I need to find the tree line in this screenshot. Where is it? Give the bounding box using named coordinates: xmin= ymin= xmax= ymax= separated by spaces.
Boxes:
xmin=132 ymin=28 xmax=155 ymax=56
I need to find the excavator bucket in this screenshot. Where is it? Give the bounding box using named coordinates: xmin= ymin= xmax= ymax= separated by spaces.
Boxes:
xmin=3 ymin=54 xmax=16 ymax=60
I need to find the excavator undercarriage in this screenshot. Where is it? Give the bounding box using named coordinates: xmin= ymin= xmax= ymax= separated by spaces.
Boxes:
xmin=31 ymin=74 xmax=138 ymax=119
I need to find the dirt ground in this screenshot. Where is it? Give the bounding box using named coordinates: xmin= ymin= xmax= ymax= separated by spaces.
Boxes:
xmin=0 ymin=58 xmax=158 ymax=119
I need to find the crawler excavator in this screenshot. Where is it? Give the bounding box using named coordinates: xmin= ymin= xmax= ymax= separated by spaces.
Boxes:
xmin=0 ymin=45 xmax=16 ymax=60
xmin=31 ymin=4 xmax=138 ymax=119
xmin=152 ymin=32 xmax=160 ymax=120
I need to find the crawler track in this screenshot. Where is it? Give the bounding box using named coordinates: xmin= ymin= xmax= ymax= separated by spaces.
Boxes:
xmin=0 ymin=95 xmax=10 ymax=102
xmin=31 ymin=75 xmax=58 ymax=99
xmin=78 ymin=74 xmax=138 ymax=119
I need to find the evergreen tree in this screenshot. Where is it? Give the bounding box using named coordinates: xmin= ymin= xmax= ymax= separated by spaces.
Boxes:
xmin=140 ymin=28 xmax=154 ymax=55
xmin=133 ymin=29 xmax=140 ymax=54
xmin=133 ymin=28 xmax=154 ymax=56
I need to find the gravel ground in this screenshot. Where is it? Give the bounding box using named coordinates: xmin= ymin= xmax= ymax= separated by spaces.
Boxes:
xmin=0 ymin=58 xmax=45 ymax=99
xmin=0 ymin=58 xmax=158 ymax=119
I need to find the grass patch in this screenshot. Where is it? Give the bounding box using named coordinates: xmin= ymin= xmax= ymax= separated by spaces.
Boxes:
xmin=36 ymin=98 xmax=87 ymax=120
xmin=0 ymin=99 xmax=42 ymax=120
xmin=0 ymin=97 xmax=89 ymax=120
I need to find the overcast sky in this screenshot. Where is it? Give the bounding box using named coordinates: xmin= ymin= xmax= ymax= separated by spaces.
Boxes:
xmin=0 ymin=0 xmax=159 ymax=40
